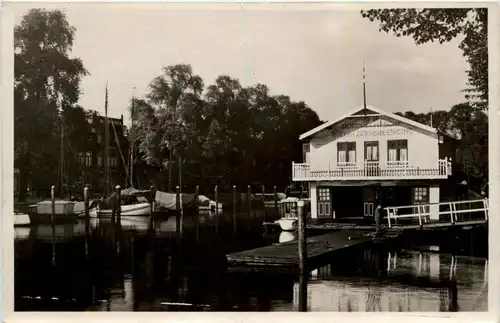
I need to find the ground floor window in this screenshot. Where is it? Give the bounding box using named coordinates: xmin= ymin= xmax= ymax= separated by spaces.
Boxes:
xmin=317 ymin=187 xmax=331 ymax=217
xmin=412 ymin=186 xmax=430 ymax=214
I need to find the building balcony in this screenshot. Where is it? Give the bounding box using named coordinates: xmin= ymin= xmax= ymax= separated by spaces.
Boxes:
xmin=292 ymin=159 xmax=452 ymax=182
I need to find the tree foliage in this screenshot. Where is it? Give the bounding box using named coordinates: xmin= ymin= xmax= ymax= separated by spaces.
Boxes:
xmin=396 ymin=102 xmax=488 ymax=183
xmin=361 ymin=8 xmax=488 ymax=110
xmin=132 ymin=64 xmax=322 ymax=191
xmin=14 ymin=9 xmax=89 ymax=200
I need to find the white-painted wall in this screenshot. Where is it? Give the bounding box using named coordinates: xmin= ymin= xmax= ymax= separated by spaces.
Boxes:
xmin=310 ymin=183 xmax=317 ymax=219
xmin=429 ymin=184 xmax=440 ymax=220
xmin=307 ymin=115 xmax=440 ymax=170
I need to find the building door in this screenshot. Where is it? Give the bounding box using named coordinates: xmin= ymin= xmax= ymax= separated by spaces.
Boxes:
xmin=362 ymin=187 xmax=377 ymax=217
xmin=317 ymin=187 xmax=332 ymax=219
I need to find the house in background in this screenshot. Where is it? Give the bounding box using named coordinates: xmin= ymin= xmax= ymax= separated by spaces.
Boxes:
xmin=293 ymin=106 xmax=458 ymax=221
xmin=74 ymin=113 xmax=129 ymax=192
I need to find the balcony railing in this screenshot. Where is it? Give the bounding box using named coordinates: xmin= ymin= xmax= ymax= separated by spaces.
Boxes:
xmin=292 ymin=159 xmax=452 ymax=181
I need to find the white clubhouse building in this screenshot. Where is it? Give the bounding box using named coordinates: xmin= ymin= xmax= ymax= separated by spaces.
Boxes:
xmin=293 ymin=106 xmax=457 ymax=221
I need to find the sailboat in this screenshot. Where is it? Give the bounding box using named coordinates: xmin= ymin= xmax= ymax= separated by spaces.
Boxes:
xmin=27 ymin=115 xmax=82 ymax=224
xmin=93 ymin=86 xmax=152 ymax=218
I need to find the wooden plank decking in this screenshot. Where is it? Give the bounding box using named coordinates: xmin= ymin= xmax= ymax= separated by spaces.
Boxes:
xmin=226 ymin=230 xmax=375 ymax=271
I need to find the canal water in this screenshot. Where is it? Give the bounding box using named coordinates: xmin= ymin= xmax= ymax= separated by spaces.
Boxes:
xmin=14 ymin=209 xmax=488 ymax=311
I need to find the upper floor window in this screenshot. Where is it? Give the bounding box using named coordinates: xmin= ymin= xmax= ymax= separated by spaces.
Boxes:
xmin=97 ymin=154 xmax=102 ymax=167
xmin=108 ymin=156 xmax=117 ymax=168
xmin=302 ymin=143 xmax=310 ymax=163
xmin=337 ymin=142 xmax=356 ymax=163
xmin=85 ymin=152 xmax=92 ymax=166
xmin=78 ymin=152 xmax=85 ymax=166
xmin=387 ymin=140 xmax=408 ymax=162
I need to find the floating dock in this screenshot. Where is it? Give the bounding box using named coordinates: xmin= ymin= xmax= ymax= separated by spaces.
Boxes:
xmin=226 ymin=230 xmax=378 ymax=272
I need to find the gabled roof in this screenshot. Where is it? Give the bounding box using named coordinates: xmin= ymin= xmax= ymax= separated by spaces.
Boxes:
xmin=299 ymin=105 xmax=437 ymax=140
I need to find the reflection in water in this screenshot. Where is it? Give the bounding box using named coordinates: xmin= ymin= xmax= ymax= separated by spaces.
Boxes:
xmin=278 ymin=231 xmax=296 ymax=243
xmin=14 ymin=210 xmax=488 ymax=311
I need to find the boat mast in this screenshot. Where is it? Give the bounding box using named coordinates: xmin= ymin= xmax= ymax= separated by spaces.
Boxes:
xmin=60 ymin=114 xmax=64 ymax=197
xmin=130 ymin=87 xmax=135 ymax=188
xmin=104 ymin=83 xmax=110 ymax=197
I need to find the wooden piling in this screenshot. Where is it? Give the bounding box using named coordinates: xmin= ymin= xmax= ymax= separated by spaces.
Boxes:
xmin=262 ymin=185 xmax=267 ymax=234
xmin=194 ymin=186 xmax=200 ymax=242
xmin=149 ymin=185 xmax=155 ymax=229
xmin=176 ymin=186 xmax=182 ymax=237
xmin=233 ymin=185 xmax=237 ymax=233
xmin=247 ymin=185 xmax=252 ymax=218
xmin=297 ymin=200 xmax=307 ymax=311
xmin=84 ymin=186 xmax=90 ymax=218
xmin=51 ymin=185 xmax=56 ymax=222
xmin=115 ymin=185 xmax=122 ymax=224
xmin=273 ymin=186 xmax=278 ymax=214
xmin=150 ymin=185 xmax=155 ymax=215
xmin=51 ymin=185 xmax=56 ymax=266
xmin=215 ymin=185 xmax=219 ymax=233
xmin=215 ymin=185 xmax=219 ymax=217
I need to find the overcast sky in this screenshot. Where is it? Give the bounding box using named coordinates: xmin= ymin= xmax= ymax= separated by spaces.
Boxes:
xmin=12 ymin=3 xmax=469 ymax=125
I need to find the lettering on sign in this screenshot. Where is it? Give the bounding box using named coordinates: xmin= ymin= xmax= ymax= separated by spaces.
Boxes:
xmin=332 ymin=127 xmax=414 ymax=138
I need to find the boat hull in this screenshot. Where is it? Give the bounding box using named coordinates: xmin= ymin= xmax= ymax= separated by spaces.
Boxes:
xmin=14 ymin=213 xmax=31 ymax=226
xmin=275 ymin=218 xmax=298 ymax=231
xmin=96 ymin=202 xmax=151 ymax=217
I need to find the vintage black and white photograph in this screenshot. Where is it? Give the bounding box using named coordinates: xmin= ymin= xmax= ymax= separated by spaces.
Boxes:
xmin=6 ymin=2 xmax=495 ymax=313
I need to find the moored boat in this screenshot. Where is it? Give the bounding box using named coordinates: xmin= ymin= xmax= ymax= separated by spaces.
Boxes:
xmin=95 ymin=202 xmax=152 ymax=217
xmin=198 ymin=195 xmax=223 ymax=211
xmin=28 ymin=200 xmax=79 ymax=225
xmin=274 ymin=197 xmax=311 ymax=231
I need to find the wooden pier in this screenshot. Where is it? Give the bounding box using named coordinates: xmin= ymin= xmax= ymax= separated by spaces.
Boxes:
xmin=227 ymin=230 xmax=380 ymax=272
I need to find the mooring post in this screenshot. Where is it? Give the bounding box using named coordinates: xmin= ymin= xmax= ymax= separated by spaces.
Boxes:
xmin=194 ymin=186 xmax=200 ymax=216
xmin=83 ymin=186 xmax=90 ymax=259
xmin=51 ymin=185 xmax=56 ymax=222
xmin=233 ymin=185 xmax=237 ymax=234
xmin=262 ymin=185 xmax=267 ymax=235
xmin=51 ymin=185 xmax=56 ymax=266
xmin=297 ymin=199 xmax=308 ymax=311
xmin=194 ymin=186 xmax=200 ymax=242
xmin=115 ymin=185 xmax=121 ymax=224
xmin=149 ymin=185 xmax=155 ymax=227
xmin=84 ymin=186 xmax=90 ymax=219
xmin=215 ymin=185 xmax=219 ymax=217
xmin=176 ymin=186 xmax=182 ymax=238
xmin=247 ymin=185 xmax=252 ymax=218
xmin=273 ymin=185 xmax=278 ymax=214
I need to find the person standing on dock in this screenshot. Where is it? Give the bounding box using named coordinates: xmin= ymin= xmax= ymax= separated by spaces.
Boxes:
xmin=374 ymin=204 xmax=382 ymax=236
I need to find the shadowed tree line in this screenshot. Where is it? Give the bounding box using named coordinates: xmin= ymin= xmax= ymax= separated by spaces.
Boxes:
xmin=395 ymin=103 xmax=488 ymax=192
xmin=129 ymin=65 xmax=322 ymax=192
xmin=14 ymin=9 xmax=90 ymax=202
xmin=14 ymin=8 xmax=489 ymax=201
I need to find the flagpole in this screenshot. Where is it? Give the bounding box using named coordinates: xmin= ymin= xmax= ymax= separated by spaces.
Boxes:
xmin=363 ymin=58 xmax=367 ymax=114
xmin=430 ymin=107 xmax=433 ymax=128
xmin=104 ymin=83 xmax=110 ymax=197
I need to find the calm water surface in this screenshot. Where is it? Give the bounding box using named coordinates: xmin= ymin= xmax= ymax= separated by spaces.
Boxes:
xmin=14 ymin=210 xmax=488 ymax=311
